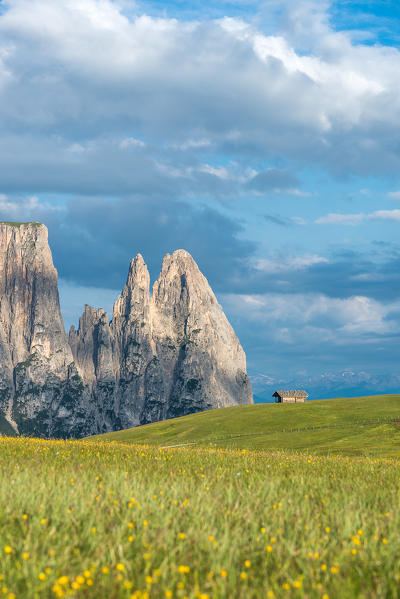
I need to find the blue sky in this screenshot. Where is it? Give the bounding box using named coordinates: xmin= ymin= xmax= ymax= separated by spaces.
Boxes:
xmin=0 ymin=0 xmax=399 ymax=398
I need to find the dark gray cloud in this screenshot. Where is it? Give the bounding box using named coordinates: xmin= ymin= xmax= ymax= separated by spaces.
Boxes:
xmin=0 ymin=194 xmax=256 ymax=290
xmin=1 ymin=192 xmax=398 ymax=304
xmin=0 ymin=135 xmax=254 ymax=198
xmin=254 ymin=244 xmax=399 ymax=306
xmin=55 ymin=197 xmax=256 ymax=290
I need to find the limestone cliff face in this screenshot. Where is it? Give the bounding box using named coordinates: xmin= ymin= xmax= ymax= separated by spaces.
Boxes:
xmin=0 ymin=222 xmax=252 ymax=438
xmin=0 ymin=223 xmax=92 ymax=437
xmin=70 ymin=250 xmax=253 ymax=430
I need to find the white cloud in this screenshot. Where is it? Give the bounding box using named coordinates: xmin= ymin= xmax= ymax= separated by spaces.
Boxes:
xmin=0 ymin=194 xmax=63 ymax=216
xmin=290 ymin=216 xmax=307 ymax=225
xmin=372 ymin=210 xmax=400 ymax=221
xmin=255 ymin=253 xmax=328 ymax=273
xmin=316 ymin=209 xmax=400 ymax=225
xmin=198 ymin=164 xmax=230 ymax=180
xmin=154 ymin=160 xmax=254 ymax=186
xmin=170 ymin=139 xmax=212 ymax=150
xmin=66 ymin=143 xmax=85 ymax=154
xmin=222 ymin=292 xmax=400 ymax=339
xmin=120 ymin=137 xmax=146 ymax=149
xmin=388 ymin=191 xmax=400 ymax=201
xmin=0 ymin=0 xmax=399 ymax=190
xmin=284 ymin=190 xmax=311 ymax=198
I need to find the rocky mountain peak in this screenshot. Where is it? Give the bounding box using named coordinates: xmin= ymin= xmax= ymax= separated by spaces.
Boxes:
xmin=127 ymin=253 xmax=148 ymax=284
xmin=0 ymin=221 xmax=69 ymax=364
xmin=152 ymin=249 xmax=216 ymax=320
xmin=0 ymin=224 xmax=252 ymax=438
xmin=0 ymin=222 xmax=91 ymax=438
xmin=112 ymin=253 xmax=150 ymax=322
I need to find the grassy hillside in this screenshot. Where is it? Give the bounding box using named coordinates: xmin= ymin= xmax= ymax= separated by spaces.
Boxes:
xmin=1 ymin=436 xmax=400 ymax=598
xmin=90 ymin=394 xmax=400 ymax=456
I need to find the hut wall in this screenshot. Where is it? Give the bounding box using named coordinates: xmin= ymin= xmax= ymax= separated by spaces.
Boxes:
xmin=282 ymin=397 xmax=306 ymax=403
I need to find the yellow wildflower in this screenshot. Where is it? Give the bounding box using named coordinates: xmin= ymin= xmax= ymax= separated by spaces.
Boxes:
xmin=293 ymin=580 xmax=302 ymax=588
xmin=178 ymin=565 xmax=190 ymax=574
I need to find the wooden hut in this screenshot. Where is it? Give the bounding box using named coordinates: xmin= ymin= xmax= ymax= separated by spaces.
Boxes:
xmin=273 ymin=390 xmax=308 ymax=403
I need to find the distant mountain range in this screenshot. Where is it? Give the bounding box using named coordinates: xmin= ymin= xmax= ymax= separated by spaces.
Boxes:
xmin=252 ymin=370 xmax=400 ymax=402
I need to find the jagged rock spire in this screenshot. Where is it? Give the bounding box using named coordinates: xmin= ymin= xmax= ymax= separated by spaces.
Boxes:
xmin=72 ymin=248 xmax=253 ymax=428
xmin=112 ymin=254 xmax=150 ymax=321
xmin=0 ymin=222 xmax=91 ymax=438
xmin=0 ymin=227 xmax=253 ymax=438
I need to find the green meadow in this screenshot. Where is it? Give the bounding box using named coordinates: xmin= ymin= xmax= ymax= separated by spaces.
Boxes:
xmin=1 ymin=395 xmax=400 ymax=598
xmin=91 ymin=394 xmax=400 ymax=457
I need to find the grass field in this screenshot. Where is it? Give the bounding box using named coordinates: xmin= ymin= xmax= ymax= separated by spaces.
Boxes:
xmin=2 ymin=395 xmax=400 ymax=598
xmin=90 ymin=394 xmax=400 ymax=457
xmin=1 ymin=436 xmax=400 ymax=599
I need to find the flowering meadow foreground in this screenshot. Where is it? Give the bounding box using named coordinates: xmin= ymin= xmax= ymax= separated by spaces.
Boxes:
xmin=1 ymin=437 xmax=399 ymax=599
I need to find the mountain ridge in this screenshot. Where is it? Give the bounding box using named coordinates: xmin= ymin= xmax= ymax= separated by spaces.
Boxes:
xmin=0 ymin=222 xmax=252 ymax=437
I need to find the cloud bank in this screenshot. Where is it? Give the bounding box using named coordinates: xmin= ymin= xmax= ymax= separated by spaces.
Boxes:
xmin=0 ymin=0 xmax=399 ymax=390
xmin=0 ymin=0 xmax=399 ymax=195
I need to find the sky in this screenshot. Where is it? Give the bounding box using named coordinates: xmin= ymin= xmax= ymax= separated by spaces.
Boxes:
xmin=0 ymin=0 xmax=399 ymax=399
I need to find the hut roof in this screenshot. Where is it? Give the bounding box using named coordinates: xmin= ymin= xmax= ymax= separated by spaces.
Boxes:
xmin=273 ymin=390 xmax=309 ymax=398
